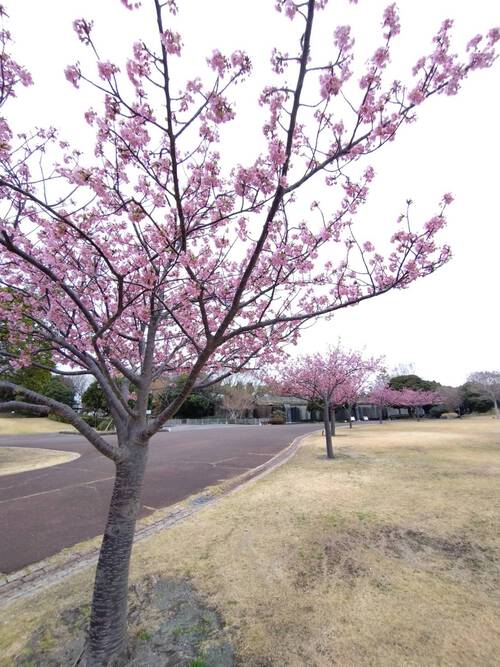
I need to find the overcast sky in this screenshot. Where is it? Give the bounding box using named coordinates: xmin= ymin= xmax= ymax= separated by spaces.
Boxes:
xmin=6 ymin=0 xmax=500 ymax=386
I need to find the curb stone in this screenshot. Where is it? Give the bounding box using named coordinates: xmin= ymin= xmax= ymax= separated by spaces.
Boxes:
xmin=0 ymin=430 xmax=318 ymax=608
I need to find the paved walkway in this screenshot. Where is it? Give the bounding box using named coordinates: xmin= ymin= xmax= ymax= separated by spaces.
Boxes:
xmin=0 ymin=424 xmax=318 ymax=573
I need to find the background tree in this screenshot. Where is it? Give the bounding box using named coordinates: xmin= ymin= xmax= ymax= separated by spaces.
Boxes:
xmin=82 ymin=380 xmax=110 ymax=421
xmin=396 ymin=387 xmax=442 ymax=419
xmin=268 ymin=346 xmax=377 ymax=457
xmin=42 ymin=376 xmax=75 ymax=408
xmin=389 ymin=374 xmax=438 ymax=392
xmin=66 ymin=374 xmax=92 ymax=404
xmin=459 ymin=382 xmax=494 ymax=414
xmin=156 ymin=374 xmax=219 ymax=419
xmin=0 ymin=314 xmax=53 ymax=401
xmin=0 ymin=2 xmax=497 ymax=663
xmin=438 ymin=385 xmax=462 ymax=415
xmin=367 ymin=381 xmax=401 ymax=423
xmin=467 ymin=371 xmax=500 ymax=418
xmin=221 ymin=381 xmax=256 ymax=420
xmin=342 ymin=361 xmax=380 ymax=427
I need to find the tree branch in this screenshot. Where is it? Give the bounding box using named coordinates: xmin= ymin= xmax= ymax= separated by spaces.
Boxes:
xmin=0 ymin=381 xmax=122 ymax=462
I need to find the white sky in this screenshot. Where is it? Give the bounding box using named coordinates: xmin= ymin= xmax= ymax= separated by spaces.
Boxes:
xmin=6 ymin=0 xmax=500 ymax=386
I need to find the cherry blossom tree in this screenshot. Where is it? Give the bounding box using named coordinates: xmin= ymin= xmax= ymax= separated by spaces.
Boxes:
xmin=396 ymin=387 xmax=442 ymax=419
xmin=0 ymin=0 xmax=498 ymax=662
xmin=467 ymin=371 xmax=500 ymax=418
xmin=342 ymin=359 xmax=381 ymax=427
xmin=367 ymin=381 xmax=401 ymax=423
xmin=268 ymin=346 xmax=378 ymax=456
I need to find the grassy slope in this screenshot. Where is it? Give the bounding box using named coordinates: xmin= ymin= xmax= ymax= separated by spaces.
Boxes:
xmin=1 ymin=417 xmax=499 ymax=665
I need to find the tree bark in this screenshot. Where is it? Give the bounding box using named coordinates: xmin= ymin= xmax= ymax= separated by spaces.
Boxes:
xmin=330 ymin=406 xmax=336 ymax=437
xmin=348 ymin=404 xmax=353 ymax=428
xmin=379 ymin=405 xmax=383 ymax=424
xmin=495 ymin=399 xmax=499 ymax=419
xmin=85 ymin=441 xmax=149 ymax=666
xmin=323 ymin=402 xmax=334 ymax=459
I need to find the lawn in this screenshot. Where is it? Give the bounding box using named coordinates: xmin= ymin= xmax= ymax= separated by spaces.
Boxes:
xmin=0 ymin=416 xmax=76 ymax=436
xmin=1 ymin=417 xmax=499 ymax=665
xmin=0 ymin=447 xmax=79 ymax=477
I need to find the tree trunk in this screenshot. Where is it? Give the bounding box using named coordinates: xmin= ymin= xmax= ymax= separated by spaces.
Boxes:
xmin=379 ymin=405 xmax=383 ymax=424
xmin=495 ymin=399 xmax=499 ymax=419
xmin=348 ymin=404 xmax=353 ymax=428
xmin=323 ymin=402 xmax=334 ymax=459
xmin=330 ymin=405 xmax=336 ymax=437
xmin=85 ymin=442 xmax=149 ymax=666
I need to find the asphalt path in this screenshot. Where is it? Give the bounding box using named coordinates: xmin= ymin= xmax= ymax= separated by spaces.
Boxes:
xmin=0 ymin=423 xmax=318 ymax=573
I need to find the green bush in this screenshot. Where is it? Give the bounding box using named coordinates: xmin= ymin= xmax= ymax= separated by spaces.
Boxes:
xmin=429 ymin=406 xmax=447 ymax=418
xmin=97 ymin=417 xmax=115 ymax=431
xmin=81 ymin=413 xmax=100 ymax=428
xmin=47 ymin=412 xmax=72 ymax=424
xmin=269 ymin=409 xmax=285 ymax=425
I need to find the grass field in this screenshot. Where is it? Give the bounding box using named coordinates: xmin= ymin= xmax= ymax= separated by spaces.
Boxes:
xmin=0 ymin=447 xmax=79 ymax=477
xmin=0 ymin=416 xmax=76 ymax=436
xmin=1 ymin=416 xmax=499 ymax=665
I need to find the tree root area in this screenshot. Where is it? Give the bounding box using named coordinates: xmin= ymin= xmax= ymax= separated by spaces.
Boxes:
xmin=16 ymin=576 xmax=234 ymax=666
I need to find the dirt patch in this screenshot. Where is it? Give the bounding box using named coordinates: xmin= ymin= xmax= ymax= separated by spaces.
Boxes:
xmin=15 ymin=576 xmax=234 ymax=666
xmin=0 ymin=447 xmax=80 ymax=476
xmin=294 ymin=523 xmax=498 ymax=593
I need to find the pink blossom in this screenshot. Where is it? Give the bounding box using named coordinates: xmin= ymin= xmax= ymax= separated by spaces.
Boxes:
xmin=206 ymin=95 xmax=235 ymax=124
xmin=120 ymin=0 xmax=142 ymax=9
xmin=73 ymin=18 xmax=93 ymax=45
xmin=161 ymin=30 xmax=182 ymax=56
xmin=231 ymin=50 xmax=251 ymax=74
xmin=382 ymin=3 xmax=400 ymax=39
xmin=334 ymin=25 xmax=353 ymax=51
xmin=319 ymin=72 xmax=341 ymax=98
xmin=269 ymin=139 xmax=286 ymax=167
xmin=488 ymin=28 xmax=500 ymax=46
xmin=97 ymin=61 xmax=119 ymax=81
xmin=207 ymin=50 xmax=228 ymax=77
xmin=442 ymin=193 xmax=454 ymax=205
xmin=408 ymin=86 xmax=425 ymax=106
xmin=64 ymin=65 xmax=81 ymax=88
xmin=372 ymin=47 xmax=389 ymax=68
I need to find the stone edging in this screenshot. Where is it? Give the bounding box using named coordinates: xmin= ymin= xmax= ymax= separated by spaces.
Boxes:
xmin=0 ymin=429 xmax=317 ymax=608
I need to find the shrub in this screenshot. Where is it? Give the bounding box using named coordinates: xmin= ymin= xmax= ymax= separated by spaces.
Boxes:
xmin=97 ymin=417 xmax=115 ymax=432
xmin=429 ymin=406 xmax=447 ymax=418
xmin=269 ymin=409 xmax=285 ymax=425
xmin=81 ymin=413 xmax=100 ymax=428
xmin=47 ymin=412 xmax=72 ymax=424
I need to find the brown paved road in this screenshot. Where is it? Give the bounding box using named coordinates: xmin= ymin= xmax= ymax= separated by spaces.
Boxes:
xmin=0 ymin=424 xmax=318 ymax=573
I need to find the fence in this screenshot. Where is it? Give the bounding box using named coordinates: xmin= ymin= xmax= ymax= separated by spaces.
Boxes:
xmin=163 ymin=417 xmax=262 ymax=427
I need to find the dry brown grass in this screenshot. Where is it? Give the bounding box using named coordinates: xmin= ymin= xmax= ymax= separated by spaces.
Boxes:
xmin=0 ymin=447 xmax=80 ymax=476
xmin=1 ymin=416 xmax=499 ymax=666
xmin=0 ymin=416 xmax=76 ymax=436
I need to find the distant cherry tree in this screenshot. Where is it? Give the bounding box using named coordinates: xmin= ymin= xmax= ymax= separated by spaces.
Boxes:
xmin=0 ymin=1 xmax=498 ymax=662
xmin=367 ymin=381 xmax=402 ymax=423
xmin=268 ymin=346 xmax=378 ymax=456
xmin=396 ymin=387 xmax=442 ymax=419
xmin=467 ymin=371 xmax=500 ymax=418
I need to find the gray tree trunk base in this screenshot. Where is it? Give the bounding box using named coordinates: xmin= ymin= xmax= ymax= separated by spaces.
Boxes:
xmin=323 ymin=403 xmax=334 ymax=459
xmin=85 ymin=444 xmax=148 ymax=666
